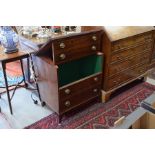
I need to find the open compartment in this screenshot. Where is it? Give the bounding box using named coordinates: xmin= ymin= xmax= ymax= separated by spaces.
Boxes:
xmin=58 ymin=54 xmax=103 ymax=87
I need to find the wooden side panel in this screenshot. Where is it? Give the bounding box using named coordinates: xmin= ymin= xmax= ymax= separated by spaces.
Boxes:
xmin=102 ymin=32 xmax=112 ymax=90
xmin=35 ymin=56 xmax=59 ymax=114
xmin=149 ymin=29 xmax=155 ymax=68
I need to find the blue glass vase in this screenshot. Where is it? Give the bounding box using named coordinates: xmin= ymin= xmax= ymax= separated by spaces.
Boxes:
xmin=0 ymin=26 xmax=19 ymax=53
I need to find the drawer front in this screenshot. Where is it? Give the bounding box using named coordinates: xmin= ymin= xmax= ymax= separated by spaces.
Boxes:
xmin=106 ymin=64 xmax=148 ymax=90
xmin=59 ymin=85 xmax=101 ymax=113
xmin=52 ymin=32 xmax=101 ymax=64
xmin=112 ymin=33 xmax=153 ymax=52
xmin=59 ymin=73 xmax=102 ymax=100
xmin=109 ymin=52 xmax=150 ymax=76
xmin=110 ymin=42 xmax=153 ymax=63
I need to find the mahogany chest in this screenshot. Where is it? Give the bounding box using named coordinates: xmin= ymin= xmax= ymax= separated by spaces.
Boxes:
xmin=35 ymin=30 xmax=103 ymax=121
xmin=101 ymin=26 xmax=155 ymax=102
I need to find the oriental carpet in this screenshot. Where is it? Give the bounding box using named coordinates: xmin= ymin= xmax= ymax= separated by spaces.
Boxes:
xmin=25 ymin=82 xmax=155 ymax=129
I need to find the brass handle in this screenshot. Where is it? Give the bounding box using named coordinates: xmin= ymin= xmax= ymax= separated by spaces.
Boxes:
xmin=94 ymin=77 xmax=98 ymax=82
xmin=65 ymin=89 xmax=71 ymax=94
xmin=145 ymin=36 xmax=152 ymax=40
xmin=118 ymin=78 xmax=121 ymax=81
xmin=59 ymin=54 xmax=66 ymax=60
xmin=92 ymin=35 xmax=97 ymax=41
xmin=113 ymin=81 xmax=117 ymax=84
xmin=117 ymin=45 xmax=121 ymax=49
xmin=145 ymin=45 xmax=148 ymax=49
xmin=117 ymin=56 xmax=122 ymax=60
xmin=117 ymin=67 xmax=121 ymax=71
xmin=139 ymin=70 xmax=143 ymax=73
xmin=91 ymin=46 xmax=97 ymax=51
xmin=145 ymin=43 xmax=152 ymax=49
xmin=128 ymin=58 xmax=132 ymax=62
xmin=93 ymin=88 xmax=98 ymax=93
xmin=60 ymin=42 xmax=65 ymax=49
xmin=65 ymin=101 xmax=71 ymax=107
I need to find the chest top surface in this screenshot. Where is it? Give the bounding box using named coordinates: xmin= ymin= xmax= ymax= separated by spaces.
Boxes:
xmin=104 ymin=26 xmax=155 ymax=42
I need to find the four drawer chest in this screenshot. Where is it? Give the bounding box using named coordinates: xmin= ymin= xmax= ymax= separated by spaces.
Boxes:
xmin=101 ymin=26 xmax=155 ymax=102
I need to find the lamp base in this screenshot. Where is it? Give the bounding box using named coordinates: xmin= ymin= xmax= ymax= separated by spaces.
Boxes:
xmin=4 ymin=48 xmax=18 ymax=54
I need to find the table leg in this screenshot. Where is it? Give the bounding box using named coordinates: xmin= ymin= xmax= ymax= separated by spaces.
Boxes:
xmin=27 ymin=58 xmax=31 ymax=83
xmin=35 ymin=81 xmax=42 ymax=103
xmin=20 ymin=59 xmax=27 ymax=88
xmin=2 ymin=63 xmax=13 ymax=114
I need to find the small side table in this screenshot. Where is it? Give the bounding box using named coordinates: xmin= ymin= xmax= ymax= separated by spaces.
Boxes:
xmin=0 ymin=46 xmax=29 ymax=114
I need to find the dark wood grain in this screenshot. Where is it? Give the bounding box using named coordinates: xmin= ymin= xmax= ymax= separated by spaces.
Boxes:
xmin=59 ymin=85 xmax=101 ymax=114
xmin=59 ymin=73 xmax=102 ymax=100
xmin=52 ymin=31 xmax=102 ymax=64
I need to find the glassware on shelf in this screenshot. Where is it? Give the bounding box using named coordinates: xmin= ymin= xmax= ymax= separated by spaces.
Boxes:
xmin=22 ymin=26 xmax=41 ymax=38
xmin=61 ymin=26 xmax=81 ymax=34
xmin=37 ymin=27 xmax=52 ymax=39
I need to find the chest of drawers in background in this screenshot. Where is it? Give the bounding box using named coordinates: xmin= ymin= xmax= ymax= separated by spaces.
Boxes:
xmin=101 ymin=26 xmax=155 ymax=102
xmin=35 ymin=30 xmax=103 ymax=122
xmin=149 ymin=29 xmax=155 ymax=68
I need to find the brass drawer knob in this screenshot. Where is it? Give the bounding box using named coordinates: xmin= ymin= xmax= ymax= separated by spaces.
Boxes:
xmin=65 ymin=101 xmax=71 ymax=107
xmin=128 ymin=58 xmax=132 ymax=62
xmin=116 ymin=67 xmax=121 ymax=72
xmin=92 ymin=35 xmax=97 ymax=41
xmin=117 ymin=45 xmax=121 ymax=49
xmin=117 ymin=56 xmax=122 ymax=60
xmin=91 ymin=46 xmax=97 ymax=51
xmin=145 ymin=36 xmax=152 ymax=40
xmin=93 ymin=88 xmax=98 ymax=93
xmin=65 ymin=89 xmax=71 ymax=94
xmin=94 ymin=77 xmax=98 ymax=82
xmin=118 ymin=78 xmax=121 ymax=81
xmin=113 ymin=81 xmax=117 ymax=84
xmin=59 ymin=53 xmax=66 ymax=60
xmin=139 ymin=70 xmax=143 ymax=73
xmin=60 ymin=42 xmax=66 ymax=49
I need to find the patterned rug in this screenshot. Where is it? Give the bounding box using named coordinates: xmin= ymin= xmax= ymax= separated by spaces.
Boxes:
xmin=25 ymin=82 xmax=155 ymax=129
xmin=0 ymin=61 xmax=23 ymax=93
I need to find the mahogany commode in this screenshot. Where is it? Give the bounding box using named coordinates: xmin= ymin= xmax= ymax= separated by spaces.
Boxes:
xmin=34 ymin=30 xmax=103 ymax=121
